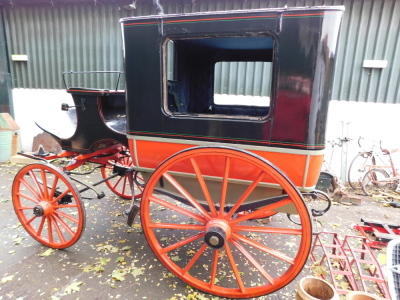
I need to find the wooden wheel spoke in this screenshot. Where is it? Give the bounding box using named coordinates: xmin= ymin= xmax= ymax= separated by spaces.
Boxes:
xmin=16 ymin=192 xmax=40 ymax=204
xmin=25 ymin=215 xmax=37 ymax=225
xmin=18 ymin=206 xmax=35 ymax=210
xmin=149 ymin=223 xmax=205 ymax=231
xmin=47 ymin=217 xmax=54 ymax=244
xmin=181 ymin=243 xmax=208 ymax=275
xmin=36 ymin=216 xmax=46 ymax=236
xmin=230 ymin=199 xmax=292 ymax=225
xmin=149 ymin=195 xmax=206 ymax=223
xmin=53 ymin=204 xmax=78 ymax=209
xmin=56 ymin=210 xmax=79 ymax=224
xmin=160 ymin=232 xmax=205 ymax=254
xmin=219 ymin=157 xmax=230 ymax=217
xmin=190 ymin=158 xmax=218 ymax=217
xmin=40 ymin=169 xmax=49 ymax=199
xmin=28 ymin=170 xmax=44 ymax=198
xmin=112 ymin=176 xmax=123 ymax=190
xmin=50 ymin=215 xmax=66 ymax=244
xmin=224 ymin=242 xmax=246 ymax=292
xmin=51 ymin=189 xmax=72 ymax=205
xmin=53 ymin=213 xmax=76 ymax=237
xmin=49 ymin=176 xmax=59 ymax=199
xmin=163 ymin=172 xmax=211 ymax=220
xmin=233 ymin=232 xmax=294 ymax=265
xmin=210 ymin=249 xmax=219 ymax=288
xmin=230 ymin=238 xmax=275 ymax=285
xmin=234 ymin=225 xmax=302 ymax=235
xmin=226 ymin=170 xmax=265 ymax=219
xmin=20 ymin=178 xmax=41 ymax=200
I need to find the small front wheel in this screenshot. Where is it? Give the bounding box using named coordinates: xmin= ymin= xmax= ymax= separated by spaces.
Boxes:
xmin=12 ymin=163 xmax=85 ymax=249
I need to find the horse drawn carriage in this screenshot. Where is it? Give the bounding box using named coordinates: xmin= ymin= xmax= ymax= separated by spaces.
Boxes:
xmin=11 ymin=6 xmax=343 ymax=298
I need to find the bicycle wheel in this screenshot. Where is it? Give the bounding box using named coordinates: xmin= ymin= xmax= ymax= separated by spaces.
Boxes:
xmin=361 ymin=168 xmax=390 ymax=196
xmin=140 ymin=146 xmax=312 ymax=298
xmin=348 ymin=151 xmax=376 ymax=190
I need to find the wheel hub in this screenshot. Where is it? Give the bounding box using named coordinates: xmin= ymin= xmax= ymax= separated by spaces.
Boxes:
xmin=204 ymin=219 xmax=231 ymax=249
xmin=33 ymin=202 xmax=53 ymax=217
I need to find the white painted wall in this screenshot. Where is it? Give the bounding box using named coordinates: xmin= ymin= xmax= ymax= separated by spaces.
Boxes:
xmin=12 ymin=89 xmax=400 ymax=182
xmin=13 ymin=89 xmax=75 ymax=151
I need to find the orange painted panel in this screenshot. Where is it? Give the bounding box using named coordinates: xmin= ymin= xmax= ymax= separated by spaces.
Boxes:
xmin=129 ymin=139 xmax=323 ymax=189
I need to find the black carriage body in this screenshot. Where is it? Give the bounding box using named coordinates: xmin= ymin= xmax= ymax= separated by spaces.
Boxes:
xmin=121 ymin=7 xmax=343 ymax=150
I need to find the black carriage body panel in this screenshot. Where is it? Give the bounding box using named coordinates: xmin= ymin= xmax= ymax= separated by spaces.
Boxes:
xmin=121 ymin=8 xmax=343 ymax=150
xmin=61 ymin=89 xmax=128 ymax=152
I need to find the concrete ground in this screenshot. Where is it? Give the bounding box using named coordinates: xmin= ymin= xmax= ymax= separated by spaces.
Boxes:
xmin=0 ymin=161 xmax=398 ymax=300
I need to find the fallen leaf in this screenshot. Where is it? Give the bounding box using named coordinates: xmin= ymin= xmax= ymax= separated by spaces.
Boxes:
xmin=112 ymin=269 xmax=128 ymax=281
xmin=130 ymin=267 xmax=144 ymax=278
xmin=1 ymin=275 xmax=14 ymax=284
xmin=64 ymin=281 xmax=83 ymax=294
xmin=39 ymin=249 xmax=55 ymax=257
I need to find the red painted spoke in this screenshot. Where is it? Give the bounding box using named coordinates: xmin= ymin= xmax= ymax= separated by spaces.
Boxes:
xmin=160 ymin=232 xmax=205 ymax=254
xmin=149 ymin=223 xmax=206 ymax=231
xmin=230 ymin=199 xmax=292 ymax=225
xmin=53 ymin=213 xmax=75 ymax=237
xmin=47 ymin=217 xmax=54 ymax=244
xmin=20 ymin=178 xmax=41 ymax=200
xmin=210 ymin=249 xmax=219 ymax=288
xmin=56 ymin=210 xmax=79 ymax=224
xmin=50 ymin=215 xmax=66 ymax=244
xmin=190 ymin=158 xmax=218 ymax=217
xmin=40 ymin=169 xmax=49 ymax=199
xmin=163 ymin=172 xmax=211 ymax=220
xmin=51 ymin=189 xmax=71 ymax=205
xmin=17 ymin=206 xmax=35 ymax=210
xmin=233 ymin=225 xmax=302 ymax=235
xmin=112 ymin=176 xmax=123 ymax=190
xmin=121 ymin=176 xmax=127 ymax=195
xmin=226 ymin=170 xmax=265 ymax=219
xmin=233 ymin=232 xmax=294 ymax=265
xmin=219 ymin=157 xmax=230 ymax=218
xmin=53 ymin=204 xmax=78 ymax=209
xmin=224 ymin=242 xmax=246 ymax=293
xmin=181 ymin=243 xmax=208 ymax=275
xmin=230 ymin=238 xmax=275 ymax=285
xmin=49 ymin=176 xmax=59 ymax=199
xmin=28 ymin=170 xmax=44 ymax=198
xmin=16 ymin=192 xmax=40 ymax=204
xmin=25 ymin=215 xmax=37 ymax=225
xmin=36 ymin=216 xmax=46 ymax=236
xmin=149 ymin=196 xmax=206 ymax=224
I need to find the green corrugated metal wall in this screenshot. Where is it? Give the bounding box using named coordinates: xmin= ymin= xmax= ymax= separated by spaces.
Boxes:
xmin=1 ymin=0 xmax=400 ymax=102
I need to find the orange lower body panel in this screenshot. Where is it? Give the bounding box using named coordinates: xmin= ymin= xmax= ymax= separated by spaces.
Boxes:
xmin=128 ymin=139 xmax=324 ymax=190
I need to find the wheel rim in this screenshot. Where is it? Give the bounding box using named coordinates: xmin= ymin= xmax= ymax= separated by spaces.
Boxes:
xmin=362 ymin=168 xmax=390 ymax=196
xmin=141 ymin=147 xmax=312 ymax=298
xmin=101 ymin=155 xmax=144 ymax=199
xmin=12 ymin=163 xmax=85 ymax=249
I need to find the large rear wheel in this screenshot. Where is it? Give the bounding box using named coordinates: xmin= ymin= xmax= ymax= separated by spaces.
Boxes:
xmin=140 ymin=146 xmax=312 ymax=298
xmin=12 ymin=163 xmax=85 ymax=249
xmin=361 ymin=168 xmax=391 ymax=196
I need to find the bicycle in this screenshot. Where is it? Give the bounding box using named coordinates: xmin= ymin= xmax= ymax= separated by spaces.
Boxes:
xmin=361 ymin=147 xmax=400 ymax=197
xmin=347 ymin=138 xmax=389 ymax=190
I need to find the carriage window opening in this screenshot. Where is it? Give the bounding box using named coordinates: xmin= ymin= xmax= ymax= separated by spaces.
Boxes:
xmin=214 ymin=61 xmax=272 ymax=107
xmin=165 ymin=36 xmax=274 ymax=119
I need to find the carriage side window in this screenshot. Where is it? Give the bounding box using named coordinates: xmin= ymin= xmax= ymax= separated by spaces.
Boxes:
xmin=165 ymin=36 xmax=274 ymax=119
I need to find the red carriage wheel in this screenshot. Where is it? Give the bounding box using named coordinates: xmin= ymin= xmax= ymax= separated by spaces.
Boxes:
xmin=100 ymin=154 xmax=144 ymax=199
xmin=12 ymin=163 xmax=85 ymax=249
xmin=140 ymin=146 xmax=312 ymax=298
